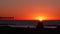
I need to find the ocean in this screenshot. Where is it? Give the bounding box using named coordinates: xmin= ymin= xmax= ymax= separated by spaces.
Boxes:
xmin=0 ymin=20 xmax=60 ymax=28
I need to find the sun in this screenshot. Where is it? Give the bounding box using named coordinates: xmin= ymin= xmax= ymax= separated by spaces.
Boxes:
xmin=39 ymin=19 xmax=43 ymax=21
xmin=35 ymin=16 xmax=47 ymax=21
xmin=38 ymin=17 xmax=44 ymax=21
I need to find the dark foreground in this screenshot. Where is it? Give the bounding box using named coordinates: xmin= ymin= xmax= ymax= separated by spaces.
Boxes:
xmin=0 ymin=26 xmax=60 ymax=34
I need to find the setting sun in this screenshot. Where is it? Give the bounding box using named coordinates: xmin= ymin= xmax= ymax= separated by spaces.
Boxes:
xmin=35 ymin=16 xmax=47 ymax=20
xmin=39 ymin=19 xmax=43 ymax=21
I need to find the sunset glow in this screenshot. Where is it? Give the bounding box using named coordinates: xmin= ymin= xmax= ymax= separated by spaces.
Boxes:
xmin=0 ymin=0 xmax=60 ymax=20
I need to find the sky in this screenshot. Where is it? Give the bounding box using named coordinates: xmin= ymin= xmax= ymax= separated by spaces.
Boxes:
xmin=0 ymin=0 xmax=60 ymax=20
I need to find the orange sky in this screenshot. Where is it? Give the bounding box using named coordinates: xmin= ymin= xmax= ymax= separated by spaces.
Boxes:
xmin=0 ymin=0 xmax=60 ymax=20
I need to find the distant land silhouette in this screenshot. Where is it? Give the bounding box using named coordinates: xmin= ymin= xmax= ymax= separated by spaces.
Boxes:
xmin=0 ymin=17 xmax=14 ymax=20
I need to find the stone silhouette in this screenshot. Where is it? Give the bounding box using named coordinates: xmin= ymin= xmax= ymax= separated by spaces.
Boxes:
xmin=36 ymin=22 xmax=43 ymax=30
